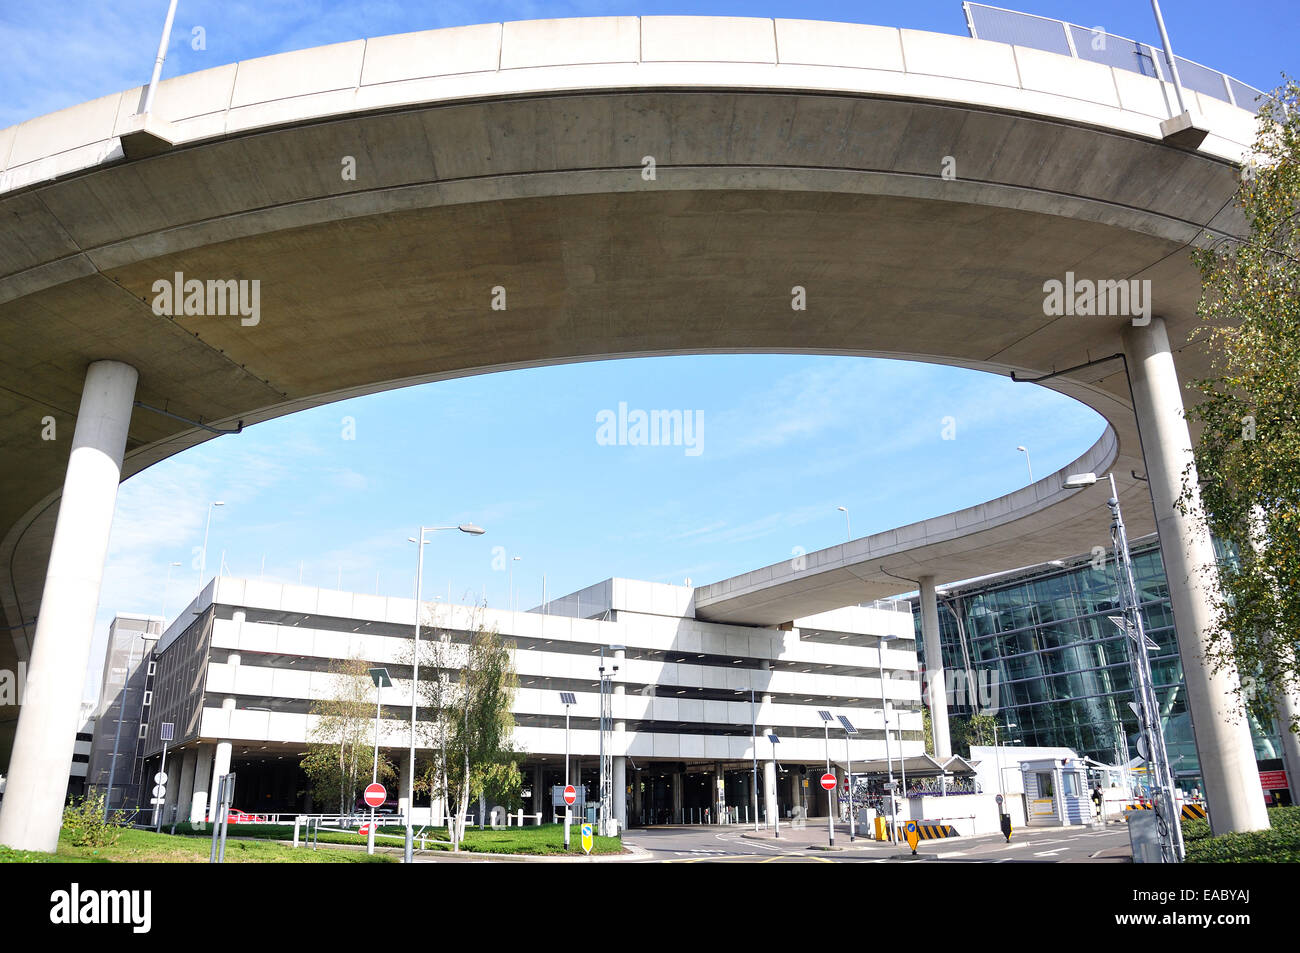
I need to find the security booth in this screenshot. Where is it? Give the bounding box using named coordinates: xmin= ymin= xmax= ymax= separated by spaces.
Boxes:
xmin=1019 ymin=757 xmax=1091 ymax=826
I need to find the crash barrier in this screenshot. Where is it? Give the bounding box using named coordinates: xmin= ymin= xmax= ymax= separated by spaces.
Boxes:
xmin=882 ymin=820 xmax=959 ymax=841
xmin=1124 ymin=802 xmax=1207 ymax=820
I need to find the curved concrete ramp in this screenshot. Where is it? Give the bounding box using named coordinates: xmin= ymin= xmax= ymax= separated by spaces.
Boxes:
xmin=0 ymin=15 xmax=1271 ymax=845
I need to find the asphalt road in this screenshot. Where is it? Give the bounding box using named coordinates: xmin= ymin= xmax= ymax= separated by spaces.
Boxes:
xmin=624 ymin=823 xmax=1131 ymax=863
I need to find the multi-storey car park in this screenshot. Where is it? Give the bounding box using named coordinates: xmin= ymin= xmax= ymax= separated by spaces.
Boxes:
xmin=132 ymin=576 xmax=920 ymax=828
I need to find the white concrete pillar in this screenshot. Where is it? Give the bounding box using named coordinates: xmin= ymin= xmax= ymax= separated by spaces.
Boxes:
xmin=713 ymin=761 xmax=725 ymax=822
xmin=0 ymin=361 xmax=138 ymax=852
xmin=613 ymin=756 xmax=627 ymax=830
xmin=190 ymin=743 xmax=213 ymax=823
xmin=633 ymin=768 xmax=643 ymax=825
xmin=210 ymin=739 xmax=233 ymax=818
xmin=671 ymin=772 xmax=683 ymax=823
xmin=763 ymin=755 xmax=778 ymax=826
xmin=919 ymin=576 xmax=953 ymax=759
xmin=1123 ymin=316 xmax=1269 ymax=833
xmin=1277 ymin=700 xmax=1300 ymax=806
xmin=398 ymin=752 xmax=412 ymax=818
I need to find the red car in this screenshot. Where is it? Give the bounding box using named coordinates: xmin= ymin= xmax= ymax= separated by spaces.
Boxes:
xmin=224 ymin=808 xmax=268 ymax=824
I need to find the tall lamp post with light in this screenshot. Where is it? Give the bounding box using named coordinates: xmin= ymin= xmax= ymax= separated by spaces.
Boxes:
xmin=402 ymin=522 xmax=485 ymax=864
xmin=1063 ymin=471 xmax=1183 ymax=862
xmin=196 ymin=501 xmax=224 ymax=595
xmin=878 ymin=633 xmax=899 ymax=843
xmin=1016 ymin=446 xmax=1034 ymax=483
xmin=835 ymin=505 xmax=851 ymax=541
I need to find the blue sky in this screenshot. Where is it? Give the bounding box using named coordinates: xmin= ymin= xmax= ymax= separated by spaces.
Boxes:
xmin=3 ymin=1 xmax=1291 ymax=698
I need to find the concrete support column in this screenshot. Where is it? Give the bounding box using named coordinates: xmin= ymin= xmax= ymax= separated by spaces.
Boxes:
xmin=210 ymin=739 xmax=233 ymax=820
xmin=633 ymin=769 xmax=643 ymax=824
xmin=0 ymin=361 xmax=138 ymax=852
xmin=175 ymin=749 xmax=197 ymax=825
xmin=398 ymin=752 xmax=412 ymax=818
xmin=190 ymin=743 xmax=213 ymax=823
xmin=1123 ymin=316 xmax=1269 ymax=833
xmin=613 ymin=756 xmax=627 ymax=831
xmin=713 ymin=761 xmax=725 ymax=822
xmin=919 ymin=576 xmax=952 ymax=758
xmin=162 ymin=751 xmax=184 ymax=823
xmin=671 ymin=772 xmax=683 ymax=824
xmin=763 ymin=756 xmax=778 ymax=826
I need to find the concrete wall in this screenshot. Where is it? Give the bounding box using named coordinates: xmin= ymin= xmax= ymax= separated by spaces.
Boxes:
xmin=0 ymin=16 xmax=1259 ymax=195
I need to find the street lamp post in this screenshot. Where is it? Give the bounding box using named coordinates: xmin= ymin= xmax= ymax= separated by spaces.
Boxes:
xmin=161 ymin=561 xmax=182 ymax=621
xmin=836 ymin=505 xmax=851 ymax=541
xmin=403 ymin=522 xmax=485 ymax=864
xmin=1016 ymin=446 xmax=1034 ymax=483
xmin=878 ymin=634 xmax=899 ymax=843
xmin=768 ymin=733 xmax=781 ymax=838
xmin=197 ymin=501 xmax=224 ymax=594
xmin=991 ymin=720 xmax=1017 ymax=816
xmin=367 ymin=667 xmax=392 ymax=856
xmin=750 ymin=688 xmax=759 ymax=832
xmin=509 ymin=555 xmax=521 ymax=612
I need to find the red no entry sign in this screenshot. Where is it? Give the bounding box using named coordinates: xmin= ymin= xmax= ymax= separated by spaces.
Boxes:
xmin=820 ymin=773 xmax=836 ymax=791
xmin=563 ymin=784 xmax=577 ymax=805
xmin=364 ymin=782 xmax=387 ymax=808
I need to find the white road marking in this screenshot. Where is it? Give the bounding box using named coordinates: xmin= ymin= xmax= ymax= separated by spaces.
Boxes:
xmin=1034 ymin=848 xmax=1069 ymax=856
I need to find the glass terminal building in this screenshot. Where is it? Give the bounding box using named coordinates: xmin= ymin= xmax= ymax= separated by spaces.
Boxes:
xmin=910 ymin=535 xmax=1288 ymax=799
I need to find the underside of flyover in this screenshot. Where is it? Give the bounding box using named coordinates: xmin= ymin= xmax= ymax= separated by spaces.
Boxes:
xmin=0 ymin=46 xmax=1262 ymax=846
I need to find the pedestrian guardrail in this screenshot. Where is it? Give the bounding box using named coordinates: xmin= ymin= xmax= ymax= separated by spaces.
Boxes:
xmin=964 ymin=2 xmax=1265 ymax=111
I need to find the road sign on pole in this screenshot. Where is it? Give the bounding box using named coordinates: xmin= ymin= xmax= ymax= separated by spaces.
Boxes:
xmin=820 ymin=773 xmax=836 ymax=791
xmin=563 ymin=785 xmax=577 ymax=806
xmin=364 ymin=782 xmax=387 ymax=808
xmin=581 ymin=823 xmax=593 ymax=854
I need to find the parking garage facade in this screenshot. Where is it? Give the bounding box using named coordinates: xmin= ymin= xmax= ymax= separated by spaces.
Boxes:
xmin=138 ymin=575 xmax=922 ymax=827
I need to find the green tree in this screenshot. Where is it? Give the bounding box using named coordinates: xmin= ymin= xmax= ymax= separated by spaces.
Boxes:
xmin=443 ymin=615 xmax=521 ymax=851
xmin=1183 ymin=77 xmax=1300 ymax=732
xmin=922 ymin=705 xmax=935 ymax=756
xmin=949 ymin=711 xmax=998 ymax=758
xmin=300 ymin=656 xmax=396 ymax=815
xmin=406 ymin=606 xmax=523 ymax=850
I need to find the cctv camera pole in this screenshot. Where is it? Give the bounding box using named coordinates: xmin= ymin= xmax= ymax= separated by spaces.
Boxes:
xmin=1107 ymin=473 xmax=1183 ymax=861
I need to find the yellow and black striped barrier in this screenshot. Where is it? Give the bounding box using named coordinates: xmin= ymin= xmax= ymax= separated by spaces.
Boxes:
xmin=889 ymin=821 xmax=959 ymax=840
xmin=1124 ymin=802 xmax=1207 ymax=820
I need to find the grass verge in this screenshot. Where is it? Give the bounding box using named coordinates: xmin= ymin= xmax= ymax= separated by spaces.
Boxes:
xmin=170 ymin=821 xmax=623 ymax=855
xmin=0 ymin=826 xmax=394 ymax=863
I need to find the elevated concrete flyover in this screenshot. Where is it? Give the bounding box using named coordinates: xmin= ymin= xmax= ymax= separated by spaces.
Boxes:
xmin=0 ymin=15 xmax=1267 ymax=849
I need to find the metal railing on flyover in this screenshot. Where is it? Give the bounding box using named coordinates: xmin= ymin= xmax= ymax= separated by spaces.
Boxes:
xmin=964 ymin=2 xmax=1266 ymax=111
